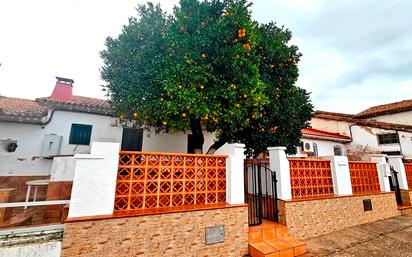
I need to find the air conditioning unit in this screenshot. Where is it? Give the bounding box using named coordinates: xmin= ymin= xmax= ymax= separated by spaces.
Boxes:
xmin=41 ymin=134 xmax=62 ymax=157
xmin=302 ymin=140 xmax=314 ymax=153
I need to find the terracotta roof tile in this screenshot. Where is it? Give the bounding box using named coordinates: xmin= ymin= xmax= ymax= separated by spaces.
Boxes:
xmin=357 ymin=99 xmax=412 ymax=118
xmin=0 ymin=95 xmax=113 ymax=123
xmin=302 ymin=128 xmax=351 ymax=140
xmin=0 ymin=96 xmax=48 ymax=117
xmin=314 ymin=110 xmax=412 ymax=132
xmin=36 ymin=95 xmax=111 ymax=110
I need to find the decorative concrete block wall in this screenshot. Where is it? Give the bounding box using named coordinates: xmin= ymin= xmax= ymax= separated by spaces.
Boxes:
xmin=61 ymin=205 xmax=248 ymax=257
xmin=278 ymin=192 xmax=399 ymax=240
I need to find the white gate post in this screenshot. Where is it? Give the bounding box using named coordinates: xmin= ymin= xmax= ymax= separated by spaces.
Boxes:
xmin=268 ymin=147 xmax=292 ymax=200
xmin=387 ymin=156 xmax=409 ymax=190
xmin=371 ymin=154 xmax=392 ymax=192
xmin=68 ymin=142 xmax=120 ymax=218
xmin=224 ymin=143 xmax=246 ymax=204
xmin=324 ymin=156 xmax=352 ymax=195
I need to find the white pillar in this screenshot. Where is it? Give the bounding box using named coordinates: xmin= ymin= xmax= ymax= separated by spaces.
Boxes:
xmin=371 ymin=154 xmax=387 ymax=164
xmin=268 ymin=147 xmax=292 ymax=200
xmin=324 ymin=156 xmax=352 ymax=196
xmin=223 ymin=143 xmax=246 ymax=204
xmin=371 ymin=154 xmax=391 ymax=192
xmin=68 ymin=142 xmax=120 ymax=218
xmin=387 ymin=156 xmax=409 ymax=190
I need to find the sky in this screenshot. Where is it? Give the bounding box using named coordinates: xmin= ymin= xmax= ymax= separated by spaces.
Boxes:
xmin=0 ymin=0 xmax=411 ymax=114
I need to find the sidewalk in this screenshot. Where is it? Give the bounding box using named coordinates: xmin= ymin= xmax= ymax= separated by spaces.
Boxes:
xmin=301 ymin=215 xmax=412 ymax=257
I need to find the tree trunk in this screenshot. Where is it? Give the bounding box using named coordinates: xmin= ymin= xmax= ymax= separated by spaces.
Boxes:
xmin=190 ymin=119 xmax=204 ymax=154
xmin=206 ymin=137 xmax=227 ymax=155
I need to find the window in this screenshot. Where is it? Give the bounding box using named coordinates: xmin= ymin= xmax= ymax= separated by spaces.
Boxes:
xmin=333 ymin=145 xmax=342 ymax=156
xmin=187 ymin=134 xmax=195 ymax=154
xmin=377 ymin=133 xmax=399 ymax=145
xmin=121 ymin=128 xmax=143 ymax=151
xmin=69 ymin=124 xmax=92 ymax=145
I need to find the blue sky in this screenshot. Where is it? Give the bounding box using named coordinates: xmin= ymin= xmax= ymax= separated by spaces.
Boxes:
xmin=0 ymin=0 xmax=411 ymax=113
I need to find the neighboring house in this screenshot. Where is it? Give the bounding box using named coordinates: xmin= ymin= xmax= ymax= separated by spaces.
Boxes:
xmin=357 ymin=99 xmax=412 ymax=126
xmin=295 ymin=128 xmax=350 ymax=157
xmin=310 ymin=106 xmax=412 ymax=160
xmin=0 ymin=77 xmax=123 ymax=176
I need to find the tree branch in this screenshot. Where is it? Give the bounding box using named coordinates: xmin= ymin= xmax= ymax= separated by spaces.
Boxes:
xmin=206 ymin=137 xmax=227 ymax=155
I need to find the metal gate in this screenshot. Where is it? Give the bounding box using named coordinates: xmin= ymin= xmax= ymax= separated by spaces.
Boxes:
xmin=389 ymin=165 xmax=403 ymax=205
xmin=244 ymin=158 xmax=278 ymax=226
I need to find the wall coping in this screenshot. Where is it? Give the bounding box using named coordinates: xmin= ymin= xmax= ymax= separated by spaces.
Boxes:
xmin=268 ymin=146 xmax=287 ymax=151
xmin=65 ymin=203 xmax=247 ymax=223
xmin=74 ymin=154 xmax=105 ymax=159
xmin=280 ymin=192 xmax=395 ymax=203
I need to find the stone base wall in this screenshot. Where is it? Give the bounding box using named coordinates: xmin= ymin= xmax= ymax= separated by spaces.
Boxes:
xmin=61 ymin=205 xmax=248 ymax=257
xmin=400 ymin=190 xmax=412 ymax=206
xmin=280 ymin=193 xmax=399 ymax=240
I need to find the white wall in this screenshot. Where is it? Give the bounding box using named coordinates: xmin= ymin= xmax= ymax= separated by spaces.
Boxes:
xmin=0 ymin=110 xmax=122 ymax=176
xmin=49 ymin=157 xmax=76 ymax=181
xmin=0 ymin=241 xmax=61 ymax=257
xmin=141 ymin=130 xmax=216 ymax=153
xmin=312 ymin=117 xmax=412 ymax=159
xmin=295 ymin=139 xmax=346 ymax=157
xmin=371 ymin=110 xmax=412 ymax=126
xmin=399 ymin=131 xmax=412 ymax=159
xmin=310 ymin=117 xmax=351 ymax=137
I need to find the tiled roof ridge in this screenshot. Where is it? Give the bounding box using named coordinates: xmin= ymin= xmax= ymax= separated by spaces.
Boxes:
xmin=357 ymin=99 xmax=412 ymax=118
xmin=0 ymin=95 xmax=114 ymax=123
xmin=314 ymin=110 xmax=412 ymax=132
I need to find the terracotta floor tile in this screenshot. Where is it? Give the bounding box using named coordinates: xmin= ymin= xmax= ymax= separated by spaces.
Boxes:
xmin=262 ymin=228 xmax=277 ymax=241
xmin=276 ymin=226 xmax=289 ymax=238
xmin=293 ymin=245 xmax=307 ymax=256
xmin=279 ymin=236 xmax=306 ymax=247
xmin=266 ymin=240 xmax=294 ymax=257
xmin=249 ymin=231 xmax=263 ymax=243
xmin=250 ymin=242 xmax=277 ymax=257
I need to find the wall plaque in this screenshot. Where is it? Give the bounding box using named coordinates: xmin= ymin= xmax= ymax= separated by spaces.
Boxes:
xmin=205 ymin=225 xmax=224 ymax=245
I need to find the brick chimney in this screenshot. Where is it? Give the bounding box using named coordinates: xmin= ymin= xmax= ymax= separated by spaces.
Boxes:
xmin=50 ymin=77 xmax=74 ymax=102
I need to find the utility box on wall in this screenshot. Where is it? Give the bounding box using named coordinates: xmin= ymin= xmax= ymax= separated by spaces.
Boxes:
xmin=41 ymin=134 xmax=62 ymax=157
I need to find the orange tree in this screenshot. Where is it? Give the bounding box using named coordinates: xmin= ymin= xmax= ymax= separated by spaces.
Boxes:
xmin=101 ymin=0 xmax=313 ymax=156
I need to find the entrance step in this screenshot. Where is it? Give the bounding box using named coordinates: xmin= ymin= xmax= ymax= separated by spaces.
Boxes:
xmin=249 ymin=220 xmax=288 ymax=243
xmin=249 ymin=237 xmax=307 ymax=257
xmin=249 ymin=221 xmax=307 ymax=257
xmin=398 ymin=205 xmax=412 ymax=215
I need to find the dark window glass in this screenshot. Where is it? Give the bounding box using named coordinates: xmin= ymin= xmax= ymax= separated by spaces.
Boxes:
xmin=377 ymin=133 xmax=399 ymax=145
xmin=187 ymin=134 xmax=195 ymax=154
xmin=121 ymin=128 xmax=143 ymax=151
xmin=333 ymin=145 xmax=342 ymax=156
xmin=69 ymin=124 xmax=92 ymax=145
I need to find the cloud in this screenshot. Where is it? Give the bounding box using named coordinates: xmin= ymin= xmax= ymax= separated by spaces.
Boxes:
xmin=0 ymin=0 xmax=411 ymax=114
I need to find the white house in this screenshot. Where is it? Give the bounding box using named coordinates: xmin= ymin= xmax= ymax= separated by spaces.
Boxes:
xmin=0 ymin=77 xmax=123 ymax=176
xmin=311 ymin=104 xmax=412 ymax=160
xmin=357 ymin=99 xmax=412 ymax=126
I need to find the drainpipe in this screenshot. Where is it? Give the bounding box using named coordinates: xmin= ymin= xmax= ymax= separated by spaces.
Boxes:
xmin=348 ymin=123 xmax=356 ymax=143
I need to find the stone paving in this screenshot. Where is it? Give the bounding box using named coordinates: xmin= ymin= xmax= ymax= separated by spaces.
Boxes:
xmin=301 ymin=215 xmax=412 ymax=257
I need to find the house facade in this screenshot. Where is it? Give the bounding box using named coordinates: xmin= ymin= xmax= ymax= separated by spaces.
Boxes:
xmin=0 ymin=77 xmax=123 ymax=176
xmin=310 ymin=102 xmax=412 ymax=160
